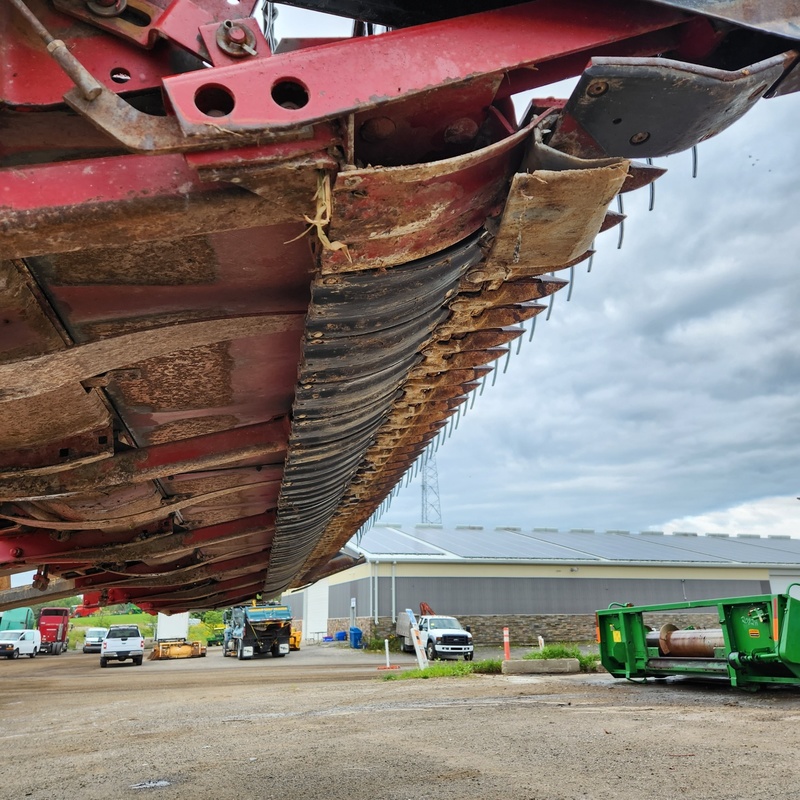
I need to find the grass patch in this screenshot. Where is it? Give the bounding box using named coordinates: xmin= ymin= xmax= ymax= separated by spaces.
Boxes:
xmin=523 ymin=643 xmax=601 ymax=672
xmin=382 ymin=659 xmax=502 ymax=681
xmin=68 ymin=613 xmax=157 ymax=650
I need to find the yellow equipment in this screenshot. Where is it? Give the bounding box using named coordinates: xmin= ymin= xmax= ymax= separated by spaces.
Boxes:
xmin=290 ymin=628 xmax=301 ymax=651
xmin=149 ymin=640 xmax=207 ymax=660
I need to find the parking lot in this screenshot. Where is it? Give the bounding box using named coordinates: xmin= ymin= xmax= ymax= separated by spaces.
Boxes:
xmin=2 ymin=643 xmax=800 ymax=799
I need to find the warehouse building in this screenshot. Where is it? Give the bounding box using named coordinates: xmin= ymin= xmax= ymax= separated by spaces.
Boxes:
xmin=283 ymin=524 xmax=800 ymax=645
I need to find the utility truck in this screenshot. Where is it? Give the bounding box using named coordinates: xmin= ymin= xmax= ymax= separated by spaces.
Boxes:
xmin=223 ymin=601 xmax=292 ymax=660
xmin=397 ymin=608 xmax=474 ymax=661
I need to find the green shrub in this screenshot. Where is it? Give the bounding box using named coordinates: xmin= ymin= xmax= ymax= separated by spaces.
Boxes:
xmin=382 ymin=659 xmax=501 ymax=681
xmin=523 ymin=643 xmax=601 ymax=672
xmin=188 ymin=624 xmax=207 ymax=643
xmin=363 ymin=634 xmax=403 ymax=653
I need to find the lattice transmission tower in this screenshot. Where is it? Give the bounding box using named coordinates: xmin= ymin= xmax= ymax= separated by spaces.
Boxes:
xmin=421 ymin=450 xmax=442 ymax=524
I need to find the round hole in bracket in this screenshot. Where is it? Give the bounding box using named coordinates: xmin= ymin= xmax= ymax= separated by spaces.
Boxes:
xmin=194 ymin=84 xmax=235 ymax=117
xmin=612 ymin=118 xmax=622 ymax=125
xmin=271 ymin=79 xmax=309 ymax=110
xmin=110 ymin=67 xmax=131 ymax=84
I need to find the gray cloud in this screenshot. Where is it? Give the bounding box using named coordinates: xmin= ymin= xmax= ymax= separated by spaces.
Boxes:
xmin=385 ymin=93 xmax=800 ymax=535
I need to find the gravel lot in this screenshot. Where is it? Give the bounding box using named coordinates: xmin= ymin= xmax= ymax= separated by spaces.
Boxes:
xmin=2 ymin=643 xmax=800 ymax=800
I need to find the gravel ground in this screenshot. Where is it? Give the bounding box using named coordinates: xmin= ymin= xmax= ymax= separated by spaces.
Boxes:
xmin=2 ymin=643 xmax=800 ymax=800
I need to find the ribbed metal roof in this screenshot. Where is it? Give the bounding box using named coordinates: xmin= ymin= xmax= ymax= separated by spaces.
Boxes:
xmin=352 ymin=525 xmax=800 ymax=565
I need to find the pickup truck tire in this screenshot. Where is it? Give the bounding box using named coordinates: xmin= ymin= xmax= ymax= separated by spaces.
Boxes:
xmin=9 ymin=648 xmax=19 ymax=660
xmin=133 ymin=655 xmax=143 ymax=666
xmin=464 ymin=652 xmax=473 ymax=661
xmin=426 ymin=641 xmax=437 ymax=661
xmin=100 ymin=657 xmax=107 ymax=668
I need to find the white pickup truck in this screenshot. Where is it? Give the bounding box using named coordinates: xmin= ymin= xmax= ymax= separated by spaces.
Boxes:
xmin=0 ymin=629 xmax=42 ymax=659
xmin=397 ymin=612 xmax=474 ymax=661
xmin=100 ymin=624 xmax=145 ymax=667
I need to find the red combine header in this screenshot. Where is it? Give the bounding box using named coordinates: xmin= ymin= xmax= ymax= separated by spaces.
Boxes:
xmin=0 ymin=1 xmax=797 ymax=612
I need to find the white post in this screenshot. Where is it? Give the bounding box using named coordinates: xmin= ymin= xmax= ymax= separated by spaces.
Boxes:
xmin=405 ymin=608 xmax=428 ymax=670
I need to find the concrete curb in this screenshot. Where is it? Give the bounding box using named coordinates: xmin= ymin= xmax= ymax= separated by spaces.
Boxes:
xmin=501 ymin=658 xmax=581 ymax=675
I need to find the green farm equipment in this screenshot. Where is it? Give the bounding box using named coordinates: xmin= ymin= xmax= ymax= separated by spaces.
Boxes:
xmin=206 ymin=624 xmax=225 ymax=647
xmin=597 ymin=588 xmax=800 ymax=690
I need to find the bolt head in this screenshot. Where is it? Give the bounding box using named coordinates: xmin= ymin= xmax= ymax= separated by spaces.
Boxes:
xmin=587 ymin=80 xmax=609 ymax=97
xmin=227 ymin=26 xmax=247 ymax=44
xmin=629 ymin=131 xmax=651 ymax=145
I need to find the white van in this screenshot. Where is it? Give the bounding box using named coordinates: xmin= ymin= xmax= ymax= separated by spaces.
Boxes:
xmin=0 ymin=629 xmax=42 ymax=659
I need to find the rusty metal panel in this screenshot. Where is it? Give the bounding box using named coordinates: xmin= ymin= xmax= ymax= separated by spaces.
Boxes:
xmin=324 ymin=122 xmax=535 ymax=271
xmin=484 ymin=153 xmax=629 ymax=277
xmin=644 ymin=0 xmax=800 ymax=39
xmin=264 ymin=234 xmax=482 ymax=595
xmin=550 ymin=54 xmax=791 ymax=159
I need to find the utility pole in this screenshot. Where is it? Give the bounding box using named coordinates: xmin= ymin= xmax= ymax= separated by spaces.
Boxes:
xmin=421 ymin=450 xmax=442 ymax=524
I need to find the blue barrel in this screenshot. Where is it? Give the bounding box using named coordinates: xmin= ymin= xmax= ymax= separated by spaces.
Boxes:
xmin=349 ymin=627 xmax=363 ymax=649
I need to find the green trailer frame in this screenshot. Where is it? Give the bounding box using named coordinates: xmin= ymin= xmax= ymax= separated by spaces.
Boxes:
xmin=596 ymin=587 xmax=800 ymax=690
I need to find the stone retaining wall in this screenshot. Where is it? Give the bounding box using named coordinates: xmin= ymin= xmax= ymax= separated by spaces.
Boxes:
xmin=326 ymin=612 xmax=721 ymax=646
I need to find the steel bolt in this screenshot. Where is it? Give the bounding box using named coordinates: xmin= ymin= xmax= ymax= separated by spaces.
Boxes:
xmin=587 ymin=80 xmax=609 ymax=97
xmin=10 ymin=548 xmax=23 ymax=558
xmin=226 ymin=25 xmax=247 ymax=45
xmin=86 ymin=0 xmax=127 ymax=16
xmin=629 ymin=131 xmax=651 ymax=145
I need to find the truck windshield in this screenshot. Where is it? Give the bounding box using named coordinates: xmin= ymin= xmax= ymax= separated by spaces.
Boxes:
xmin=0 ymin=631 xmax=24 ymax=641
xmin=86 ymin=629 xmax=107 ymax=638
xmin=429 ymin=618 xmax=461 ymax=630
xmin=107 ymin=627 xmax=139 ymax=638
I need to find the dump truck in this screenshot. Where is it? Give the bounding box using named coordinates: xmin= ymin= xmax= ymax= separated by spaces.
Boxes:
xmin=223 ymin=602 xmax=293 ymax=660
xmin=149 ymin=612 xmax=207 ymax=660
xmin=597 ymin=587 xmax=800 ymax=691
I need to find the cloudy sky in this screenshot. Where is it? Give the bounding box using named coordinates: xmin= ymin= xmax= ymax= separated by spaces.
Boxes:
xmin=271 ymin=7 xmax=800 ymax=537
xmin=381 ymin=90 xmax=800 ymax=537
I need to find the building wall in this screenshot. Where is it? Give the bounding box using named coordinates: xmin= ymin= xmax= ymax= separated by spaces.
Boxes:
xmin=328 ymin=573 xmax=770 ymax=619
xmin=288 ymin=561 xmax=786 ymax=644
xmin=327 ymin=612 xmax=724 ymax=646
